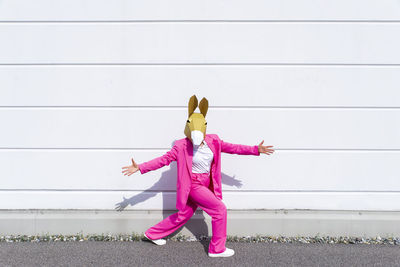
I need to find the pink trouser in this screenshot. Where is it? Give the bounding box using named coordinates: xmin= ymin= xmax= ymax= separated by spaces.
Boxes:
xmin=144 ymin=172 xmax=227 ymax=254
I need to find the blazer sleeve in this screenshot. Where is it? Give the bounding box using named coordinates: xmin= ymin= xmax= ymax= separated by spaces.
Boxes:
xmin=138 ymin=143 xmax=179 ymax=174
xmin=218 ymin=135 xmax=260 ymax=156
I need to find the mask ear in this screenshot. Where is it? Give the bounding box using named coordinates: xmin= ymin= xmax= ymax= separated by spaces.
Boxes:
xmin=188 ymin=95 xmax=198 ymax=117
xmin=199 ymin=97 xmax=209 ymax=118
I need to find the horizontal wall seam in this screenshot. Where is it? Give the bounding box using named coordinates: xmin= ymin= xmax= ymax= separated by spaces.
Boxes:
xmin=1 ymin=189 xmax=400 ymax=193
xmin=2 ymin=63 xmax=400 ymax=66
xmin=1 ymin=207 xmax=398 ymax=213
xmin=2 ymin=20 xmax=400 ymax=23
xmin=1 ymin=106 xmax=400 ymax=110
xmin=1 ymin=148 xmax=400 ymax=151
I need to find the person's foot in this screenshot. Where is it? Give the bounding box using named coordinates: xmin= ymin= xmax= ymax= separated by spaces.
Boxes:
xmin=143 ymin=232 xmax=166 ymax=246
xmin=208 ymin=247 xmax=235 ymax=257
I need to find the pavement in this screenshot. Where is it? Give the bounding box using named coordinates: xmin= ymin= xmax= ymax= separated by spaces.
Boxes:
xmin=0 ymin=239 xmax=399 ymax=266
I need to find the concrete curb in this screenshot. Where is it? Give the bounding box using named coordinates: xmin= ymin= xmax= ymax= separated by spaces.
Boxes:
xmin=1 ymin=209 xmax=400 ymax=239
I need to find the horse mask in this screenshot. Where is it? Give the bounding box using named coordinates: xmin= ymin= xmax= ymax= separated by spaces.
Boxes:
xmin=184 ymin=95 xmax=208 ymax=146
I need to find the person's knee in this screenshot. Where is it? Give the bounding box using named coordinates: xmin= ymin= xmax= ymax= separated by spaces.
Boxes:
xmin=176 ymin=207 xmax=196 ymax=222
xmin=220 ymin=202 xmax=227 ymax=215
xmin=214 ymin=202 xmax=227 ymax=219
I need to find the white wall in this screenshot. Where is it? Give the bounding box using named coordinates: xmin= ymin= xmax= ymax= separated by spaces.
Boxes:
xmin=1 ymin=0 xmax=400 ymax=211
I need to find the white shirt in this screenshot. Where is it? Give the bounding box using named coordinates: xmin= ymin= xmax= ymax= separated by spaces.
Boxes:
xmin=192 ymin=141 xmax=214 ymax=173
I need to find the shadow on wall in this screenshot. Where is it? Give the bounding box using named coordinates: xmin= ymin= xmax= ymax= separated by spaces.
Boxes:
xmin=115 ymin=140 xmax=242 ymax=250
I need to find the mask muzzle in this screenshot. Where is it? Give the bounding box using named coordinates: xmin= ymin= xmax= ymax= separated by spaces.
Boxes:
xmin=191 ymin=130 xmax=204 ymax=146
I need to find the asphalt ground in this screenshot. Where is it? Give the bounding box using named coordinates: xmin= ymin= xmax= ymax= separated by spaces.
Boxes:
xmin=0 ymin=239 xmax=399 ymax=267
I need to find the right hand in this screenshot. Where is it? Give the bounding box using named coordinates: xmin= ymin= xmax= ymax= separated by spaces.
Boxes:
xmin=121 ymin=158 xmax=139 ymax=176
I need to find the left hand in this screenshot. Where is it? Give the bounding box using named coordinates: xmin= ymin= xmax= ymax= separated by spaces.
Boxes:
xmin=258 ymin=140 xmax=274 ymax=155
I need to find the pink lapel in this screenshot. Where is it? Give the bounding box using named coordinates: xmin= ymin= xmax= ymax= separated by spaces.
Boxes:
xmin=205 ymin=135 xmax=217 ymax=159
xmin=184 ymin=137 xmax=193 ymax=175
xmin=184 ymin=134 xmax=216 ymax=175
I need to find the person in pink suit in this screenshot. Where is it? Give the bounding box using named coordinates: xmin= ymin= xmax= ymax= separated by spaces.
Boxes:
xmin=122 ymin=95 xmax=274 ymax=257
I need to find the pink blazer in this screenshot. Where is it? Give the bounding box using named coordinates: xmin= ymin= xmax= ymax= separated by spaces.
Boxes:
xmin=138 ymin=133 xmax=260 ymax=211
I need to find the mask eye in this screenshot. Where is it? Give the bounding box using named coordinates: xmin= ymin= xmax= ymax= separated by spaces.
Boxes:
xmin=187 ymin=120 xmax=190 ymax=123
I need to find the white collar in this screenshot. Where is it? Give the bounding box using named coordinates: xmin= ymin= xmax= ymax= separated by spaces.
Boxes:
xmin=193 ymin=140 xmax=207 ymax=149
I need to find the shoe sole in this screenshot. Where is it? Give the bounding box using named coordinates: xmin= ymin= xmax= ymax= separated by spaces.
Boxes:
xmin=208 ymin=250 xmax=235 ymax=257
xmin=208 ymin=253 xmax=234 ymax=257
xmin=143 ymin=233 xmax=166 ymax=246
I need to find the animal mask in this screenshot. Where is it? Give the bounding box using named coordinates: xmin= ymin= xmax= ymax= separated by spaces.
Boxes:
xmin=184 ymin=95 xmax=208 ymax=146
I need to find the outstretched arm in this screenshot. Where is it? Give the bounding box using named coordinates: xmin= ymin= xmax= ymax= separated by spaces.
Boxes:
xmin=122 ymin=144 xmax=179 ymax=176
xmin=138 ymin=144 xmax=178 ymax=174
xmin=221 ymin=138 xmax=274 ymax=156
xmin=221 ymin=139 xmax=260 ymax=155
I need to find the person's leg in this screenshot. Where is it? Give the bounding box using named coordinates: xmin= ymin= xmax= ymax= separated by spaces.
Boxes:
xmin=189 ymin=174 xmax=227 ymax=254
xmin=145 ymin=197 xmax=198 ymax=240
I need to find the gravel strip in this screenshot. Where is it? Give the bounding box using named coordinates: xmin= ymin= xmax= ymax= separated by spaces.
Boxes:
xmin=1 ymin=233 xmax=399 ymax=245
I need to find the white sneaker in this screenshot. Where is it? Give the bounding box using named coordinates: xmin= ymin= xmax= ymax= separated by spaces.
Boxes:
xmin=143 ymin=232 xmax=166 ymax=246
xmin=208 ymin=247 xmax=235 ymax=257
